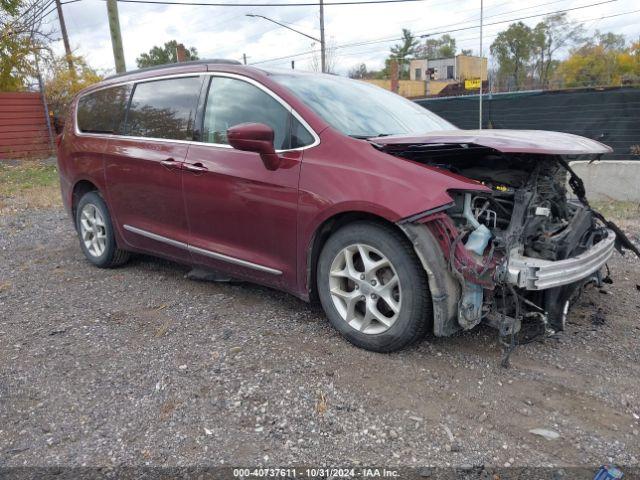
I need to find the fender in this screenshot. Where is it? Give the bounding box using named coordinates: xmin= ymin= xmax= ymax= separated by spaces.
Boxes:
xmin=295 ymin=128 xmax=489 ymax=300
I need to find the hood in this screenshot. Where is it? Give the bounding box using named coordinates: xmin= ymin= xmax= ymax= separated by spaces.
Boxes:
xmin=369 ymin=129 xmax=612 ymax=155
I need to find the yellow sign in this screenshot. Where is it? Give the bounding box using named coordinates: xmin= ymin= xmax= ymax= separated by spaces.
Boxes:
xmin=465 ymin=78 xmax=481 ymax=90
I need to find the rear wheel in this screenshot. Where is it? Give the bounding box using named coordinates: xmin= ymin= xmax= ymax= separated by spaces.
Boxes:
xmin=317 ymin=222 xmax=431 ymax=352
xmin=75 ymin=191 xmax=129 ymax=268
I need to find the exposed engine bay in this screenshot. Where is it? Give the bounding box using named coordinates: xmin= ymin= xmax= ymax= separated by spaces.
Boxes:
xmin=376 ymin=139 xmax=640 ymax=366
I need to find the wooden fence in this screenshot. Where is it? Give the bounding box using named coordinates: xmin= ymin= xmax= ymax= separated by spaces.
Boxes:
xmin=0 ymin=92 xmax=52 ymax=159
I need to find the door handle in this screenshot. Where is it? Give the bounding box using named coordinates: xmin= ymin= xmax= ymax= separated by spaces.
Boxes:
xmin=160 ymin=158 xmax=182 ymax=169
xmin=183 ymin=162 xmax=208 ymax=173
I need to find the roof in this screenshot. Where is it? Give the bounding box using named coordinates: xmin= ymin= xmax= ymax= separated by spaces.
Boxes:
xmin=103 ymin=59 xmax=242 ymax=81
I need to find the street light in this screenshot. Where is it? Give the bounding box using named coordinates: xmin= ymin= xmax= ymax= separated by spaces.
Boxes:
xmin=246 ymin=13 xmax=326 ymax=72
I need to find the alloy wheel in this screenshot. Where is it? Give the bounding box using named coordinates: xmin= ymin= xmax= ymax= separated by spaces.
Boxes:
xmin=328 ymin=243 xmax=402 ymax=335
xmin=79 ymin=203 xmax=107 ymax=258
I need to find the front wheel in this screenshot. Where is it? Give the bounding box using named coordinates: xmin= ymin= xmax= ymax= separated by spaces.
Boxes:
xmin=75 ymin=191 xmax=129 ymax=268
xmin=317 ymin=222 xmax=432 ymax=352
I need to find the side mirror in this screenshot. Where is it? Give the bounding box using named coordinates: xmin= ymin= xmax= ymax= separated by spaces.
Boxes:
xmin=227 ymin=123 xmax=280 ymax=170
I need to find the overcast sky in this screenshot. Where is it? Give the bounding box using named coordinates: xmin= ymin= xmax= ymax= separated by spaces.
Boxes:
xmin=47 ymin=0 xmax=639 ymax=75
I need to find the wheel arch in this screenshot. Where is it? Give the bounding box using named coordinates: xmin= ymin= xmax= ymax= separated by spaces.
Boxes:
xmin=71 ymin=179 xmax=100 ymax=219
xmin=305 ymin=210 xmax=409 ymax=302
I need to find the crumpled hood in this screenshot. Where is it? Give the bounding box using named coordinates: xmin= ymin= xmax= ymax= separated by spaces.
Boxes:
xmin=369 ymin=129 xmax=612 ymax=155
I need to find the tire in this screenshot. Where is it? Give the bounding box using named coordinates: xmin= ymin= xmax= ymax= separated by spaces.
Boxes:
xmin=75 ymin=191 xmax=130 ymax=268
xmin=317 ymin=221 xmax=431 ymax=352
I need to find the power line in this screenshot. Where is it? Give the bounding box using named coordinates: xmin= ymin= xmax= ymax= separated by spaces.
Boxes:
xmin=108 ymin=0 xmax=452 ymax=6
xmin=338 ymin=0 xmax=621 ymax=50
xmin=317 ymin=10 xmax=640 ymax=65
xmin=250 ymin=0 xmax=623 ymax=65
xmin=2 ymin=0 xmax=55 ymax=36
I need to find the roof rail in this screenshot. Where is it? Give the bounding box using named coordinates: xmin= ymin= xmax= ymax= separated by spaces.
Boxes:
xmin=104 ymin=59 xmax=243 ymax=80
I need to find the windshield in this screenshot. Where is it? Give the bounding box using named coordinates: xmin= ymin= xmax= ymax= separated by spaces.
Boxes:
xmin=270 ymin=73 xmax=456 ymax=138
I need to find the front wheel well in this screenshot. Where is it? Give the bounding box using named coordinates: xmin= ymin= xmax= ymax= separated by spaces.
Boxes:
xmin=306 ymin=211 xmax=407 ymax=302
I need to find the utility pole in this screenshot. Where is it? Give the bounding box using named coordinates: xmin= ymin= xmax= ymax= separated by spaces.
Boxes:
xmin=54 ymin=0 xmax=74 ymax=74
xmin=243 ymin=53 xmax=247 ymax=65
xmin=319 ymin=0 xmax=326 ymax=73
xmin=106 ymin=0 xmax=126 ymax=73
xmin=478 ymin=0 xmax=483 ymax=130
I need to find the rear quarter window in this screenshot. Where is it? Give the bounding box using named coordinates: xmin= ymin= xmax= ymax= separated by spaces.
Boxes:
xmin=76 ymin=84 xmax=132 ymax=134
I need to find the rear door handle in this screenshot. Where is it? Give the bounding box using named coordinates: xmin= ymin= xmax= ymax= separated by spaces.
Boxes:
xmin=160 ymin=158 xmax=182 ymax=169
xmin=183 ymin=162 xmax=208 ymax=173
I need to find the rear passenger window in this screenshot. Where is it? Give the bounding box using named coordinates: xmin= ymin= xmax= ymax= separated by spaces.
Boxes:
xmin=202 ymin=76 xmax=315 ymax=150
xmin=125 ymin=76 xmax=201 ymax=140
xmin=77 ymin=85 xmax=132 ymax=134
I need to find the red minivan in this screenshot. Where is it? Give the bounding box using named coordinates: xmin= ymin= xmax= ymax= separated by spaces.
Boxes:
xmin=57 ymin=60 xmax=629 ymax=353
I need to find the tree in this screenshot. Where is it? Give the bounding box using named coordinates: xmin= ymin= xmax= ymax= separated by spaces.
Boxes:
xmin=310 ymin=36 xmax=337 ymax=73
xmin=389 ymin=28 xmax=418 ymax=79
xmin=1 ymin=0 xmax=20 ymax=14
xmin=416 ymin=34 xmax=457 ymax=59
xmin=44 ymin=53 xmax=101 ymax=117
xmin=531 ymin=13 xmax=585 ymax=88
xmin=136 ymin=40 xmax=199 ymax=68
xmin=1 ymin=0 xmax=55 ymax=91
xmin=490 ymin=22 xmax=534 ymax=90
xmin=0 ymin=34 xmax=34 ymax=90
xmin=597 ymin=32 xmax=626 ymax=51
xmin=348 ymin=63 xmax=368 ymax=79
xmin=556 ymin=32 xmax=637 ymax=87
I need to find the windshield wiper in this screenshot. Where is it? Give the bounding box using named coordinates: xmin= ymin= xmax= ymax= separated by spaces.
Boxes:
xmin=350 ymin=133 xmax=395 ymax=139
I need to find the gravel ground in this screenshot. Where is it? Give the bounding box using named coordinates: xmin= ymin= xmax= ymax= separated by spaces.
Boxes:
xmin=1 ymin=205 xmax=640 ymax=472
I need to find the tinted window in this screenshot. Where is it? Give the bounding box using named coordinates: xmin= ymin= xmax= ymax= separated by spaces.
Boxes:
xmin=202 ymin=76 xmax=314 ymax=150
xmin=125 ymin=76 xmax=201 ymax=140
xmin=77 ymin=85 xmax=132 ymax=134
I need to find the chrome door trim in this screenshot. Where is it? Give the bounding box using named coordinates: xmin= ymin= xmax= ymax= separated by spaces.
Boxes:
xmin=74 ymin=71 xmax=320 ymax=152
xmin=123 ymin=224 xmax=282 ymax=275
xmin=123 ymin=224 xmax=188 ymax=249
xmin=187 ymin=245 xmax=282 ymax=275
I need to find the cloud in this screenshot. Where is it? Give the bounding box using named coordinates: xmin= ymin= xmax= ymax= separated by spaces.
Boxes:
xmin=53 ymin=0 xmax=639 ymax=75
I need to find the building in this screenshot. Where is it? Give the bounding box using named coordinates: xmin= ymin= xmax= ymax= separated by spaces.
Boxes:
xmin=409 ymin=55 xmax=488 ymax=95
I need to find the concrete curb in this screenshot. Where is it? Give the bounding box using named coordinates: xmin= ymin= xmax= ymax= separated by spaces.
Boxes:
xmin=570 ymin=160 xmax=640 ymax=202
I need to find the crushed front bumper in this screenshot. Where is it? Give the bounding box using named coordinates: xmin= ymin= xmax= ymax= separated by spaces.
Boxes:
xmin=505 ymin=229 xmax=616 ymax=290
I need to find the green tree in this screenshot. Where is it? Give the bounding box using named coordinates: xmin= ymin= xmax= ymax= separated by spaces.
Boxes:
xmin=490 ymin=22 xmax=534 ymax=90
xmin=1 ymin=0 xmax=20 ymax=14
xmin=1 ymin=0 xmax=59 ymax=91
xmin=416 ymin=34 xmax=457 ymax=59
xmin=136 ymin=40 xmax=199 ymax=68
xmin=597 ymin=32 xmax=626 ymax=51
xmin=0 ymin=34 xmax=35 ymax=90
xmin=389 ymin=29 xmax=418 ymax=79
xmin=532 ymin=13 xmax=585 ymax=88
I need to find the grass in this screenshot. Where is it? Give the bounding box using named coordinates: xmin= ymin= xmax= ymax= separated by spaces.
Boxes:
xmin=0 ymin=160 xmax=638 ymax=225
xmin=590 ymin=200 xmax=640 ymax=222
xmin=0 ymin=161 xmax=61 ymax=212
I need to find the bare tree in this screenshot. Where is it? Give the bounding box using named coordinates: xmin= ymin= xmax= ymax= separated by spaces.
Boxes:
xmin=348 ymin=63 xmax=368 ymax=79
xmin=309 ymin=36 xmax=337 ymax=73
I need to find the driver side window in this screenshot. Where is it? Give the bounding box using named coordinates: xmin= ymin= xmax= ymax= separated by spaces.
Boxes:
xmin=202 ymin=76 xmax=314 ymax=150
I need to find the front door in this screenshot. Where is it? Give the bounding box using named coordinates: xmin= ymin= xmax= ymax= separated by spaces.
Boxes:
xmin=182 ymin=74 xmax=317 ymax=289
xmin=105 ymin=75 xmax=203 ymax=262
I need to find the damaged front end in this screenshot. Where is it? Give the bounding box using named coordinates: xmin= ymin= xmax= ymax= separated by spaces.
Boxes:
xmin=375 ymin=131 xmax=639 ymax=363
